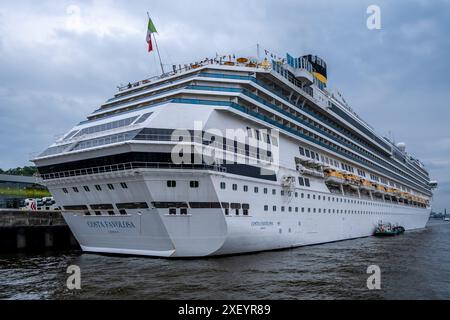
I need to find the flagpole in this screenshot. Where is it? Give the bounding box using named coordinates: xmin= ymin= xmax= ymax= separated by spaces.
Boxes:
xmin=147 ymin=12 xmax=165 ymax=75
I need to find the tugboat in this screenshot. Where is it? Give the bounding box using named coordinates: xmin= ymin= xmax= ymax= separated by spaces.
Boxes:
xmin=374 ymin=222 xmax=405 ymax=237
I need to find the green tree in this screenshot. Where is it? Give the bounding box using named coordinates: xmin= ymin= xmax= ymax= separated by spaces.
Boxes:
xmin=2 ymin=166 xmax=38 ymax=176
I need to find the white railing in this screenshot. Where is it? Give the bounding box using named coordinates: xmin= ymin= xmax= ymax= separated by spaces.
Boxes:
xmin=117 ymin=56 xmax=269 ymax=92
xmin=39 ymin=162 xmax=226 ymax=180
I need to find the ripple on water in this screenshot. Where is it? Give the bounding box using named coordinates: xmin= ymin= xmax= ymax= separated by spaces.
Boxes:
xmin=1 ymin=221 xmax=449 ymax=300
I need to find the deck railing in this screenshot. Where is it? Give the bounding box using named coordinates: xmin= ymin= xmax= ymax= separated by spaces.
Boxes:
xmin=39 ymin=162 xmax=227 ymax=180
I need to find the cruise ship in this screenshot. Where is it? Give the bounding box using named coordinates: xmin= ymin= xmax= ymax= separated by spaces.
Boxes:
xmin=32 ymin=51 xmax=437 ymax=257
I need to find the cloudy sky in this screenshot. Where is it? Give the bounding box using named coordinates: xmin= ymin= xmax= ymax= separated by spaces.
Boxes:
xmin=0 ymin=0 xmax=449 ymax=210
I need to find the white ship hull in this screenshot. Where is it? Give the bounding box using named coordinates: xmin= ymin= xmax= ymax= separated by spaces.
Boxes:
xmin=51 ymin=169 xmax=430 ymax=258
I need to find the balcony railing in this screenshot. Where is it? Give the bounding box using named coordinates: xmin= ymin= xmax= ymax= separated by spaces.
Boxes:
xmin=39 ymin=162 xmax=227 ymax=180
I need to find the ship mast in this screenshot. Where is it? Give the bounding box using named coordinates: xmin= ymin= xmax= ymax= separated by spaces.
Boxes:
xmin=147 ymin=12 xmax=165 ymax=75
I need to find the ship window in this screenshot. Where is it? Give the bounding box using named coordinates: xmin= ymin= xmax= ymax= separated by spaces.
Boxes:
xmin=243 ymin=185 xmax=248 ymax=192
xmin=74 ymin=115 xmax=139 ymax=138
xmin=305 ymin=149 xmax=310 ymax=158
xmin=119 ymin=209 xmax=127 ymax=215
xmin=273 ymin=206 xmax=277 ymax=212
xmin=272 ymin=189 xmax=276 ymax=195
xmin=235 ymin=209 xmax=240 ymax=216
xmin=310 ymin=151 xmax=315 ymax=159
xmin=83 ymin=186 xmax=90 ymax=192
xmin=220 ymin=182 xmax=226 ymax=189
xmin=95 ymin=211 xmax=101 ymax=216
xmin=73 ymin=187 xmax=79 ymax=193
xmin=166 ymin=181 xmax=176 ymax=188
xmin=117 ymin=202 xmax=149 ymax=209
xmin=295 ymin=207 xmax=298 ymax=212
xmin=308 ymin=208 xmax=311 ymax=213
xmin=121 ymin=182 xmax=128 ymax=189
xmin=281 ymin=190 xmax=284 ymax=196
xmin=229 ymin=203 xmax=240 ymax=210
xmin=304 ymin=178 xmax=310 ymax=187
xmin=289 ymin=207 xmax=292 ymax=212
xmin=232 ymin=184 xmax=238 ymax=191
xmin=264 ymin=205 xmax=268 ymax=211
xmin=107 ymin=184 xmax=114 ymax=190
xmin=134 ymin=112 xmax=153 ymax=124
xmin=281 ymin=206 xmax=285 ymax=212
xmin=295 ymin=192 xmax=298 ymax=198
xmin=224 ymin=208 xmax=229 ymax=216
xmin=307 ymin=194 xmax=310 ymax=199
xmin=299 ymin=147 xmax=305 ymax=156
xmin=302 ymin=207 xmax=305 ymax=212
xmin=91 ymin=204 xmax=114 ymax=210
xmin=313 ymin=195 xmax=316 ymax=200
xmin=254 ymin=187 xmax=259 ymax=193
xmin=63 ymin=188 xmax=68 ymax=194
xmin=264 ymin=188 xmax=268 ymax=194
xmin=301 ymin=193 xmax=304 ymax=198
xmin=298 ymin=177 xmax=304 ymax=186
xmin=95 ymin=185 xmax=102 ymax=191
xmin=108 ymin=211 xmax=115 ymax=216
xmin=243 ymin=209 xmax=249 ymax=216
xmin=190 ymin=181 xmax=199 ymax=188
xmin=169 ymin=208 xmax=176 ymax=215
xmin=180 ymin=208 xmax=188 ymax=215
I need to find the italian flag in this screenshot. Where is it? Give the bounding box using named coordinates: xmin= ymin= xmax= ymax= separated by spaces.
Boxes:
xmin=146 ymin=17 xmax=157 ymax=52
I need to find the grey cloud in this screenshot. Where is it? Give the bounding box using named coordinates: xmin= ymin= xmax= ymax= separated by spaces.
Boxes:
xmin=0 ymin=0 xmax=449 ymax=210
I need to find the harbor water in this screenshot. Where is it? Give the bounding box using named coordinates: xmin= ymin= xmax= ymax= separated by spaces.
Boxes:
xmin=1 ymin=220 xmax=449 ymax=300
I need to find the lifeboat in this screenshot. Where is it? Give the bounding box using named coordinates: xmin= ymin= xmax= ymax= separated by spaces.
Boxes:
xmin=373 ymin=184 xmax=387 ymax=195
xmin=359 ymin=179 xmax=375 ymax=191
xmin=386 ymin=188 xmax=398 ymax=196
xmin=223 ymin=61 xmax=235 ymax=66
xmin=236 ymin=57 xmax=249 ymax=64
xmin=343 ymin=174 xmax=360 ymax=190
xmin=324 ymin=169 xmax=345 ymax=185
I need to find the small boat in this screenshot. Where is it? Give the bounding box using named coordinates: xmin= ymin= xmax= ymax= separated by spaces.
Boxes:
xmin=444 ymin=217 xmax=450 ymax=222
xmin=374 ymin=223 xmax=405 ymax=237
xmin=359 ymin=179 xmax=375 ymax=191
xmin=373 ymin=184 xmax=387 ymax=195
xmin=324 ymin=169 xmax=345 ymax=185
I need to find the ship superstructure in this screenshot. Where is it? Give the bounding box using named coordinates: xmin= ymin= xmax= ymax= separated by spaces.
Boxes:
xmin=32 ymin=51 xmax=436 ymax=257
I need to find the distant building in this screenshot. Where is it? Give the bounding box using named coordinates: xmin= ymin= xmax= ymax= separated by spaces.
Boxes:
xmin=0 ymin=174 xmax=50 ymax=209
